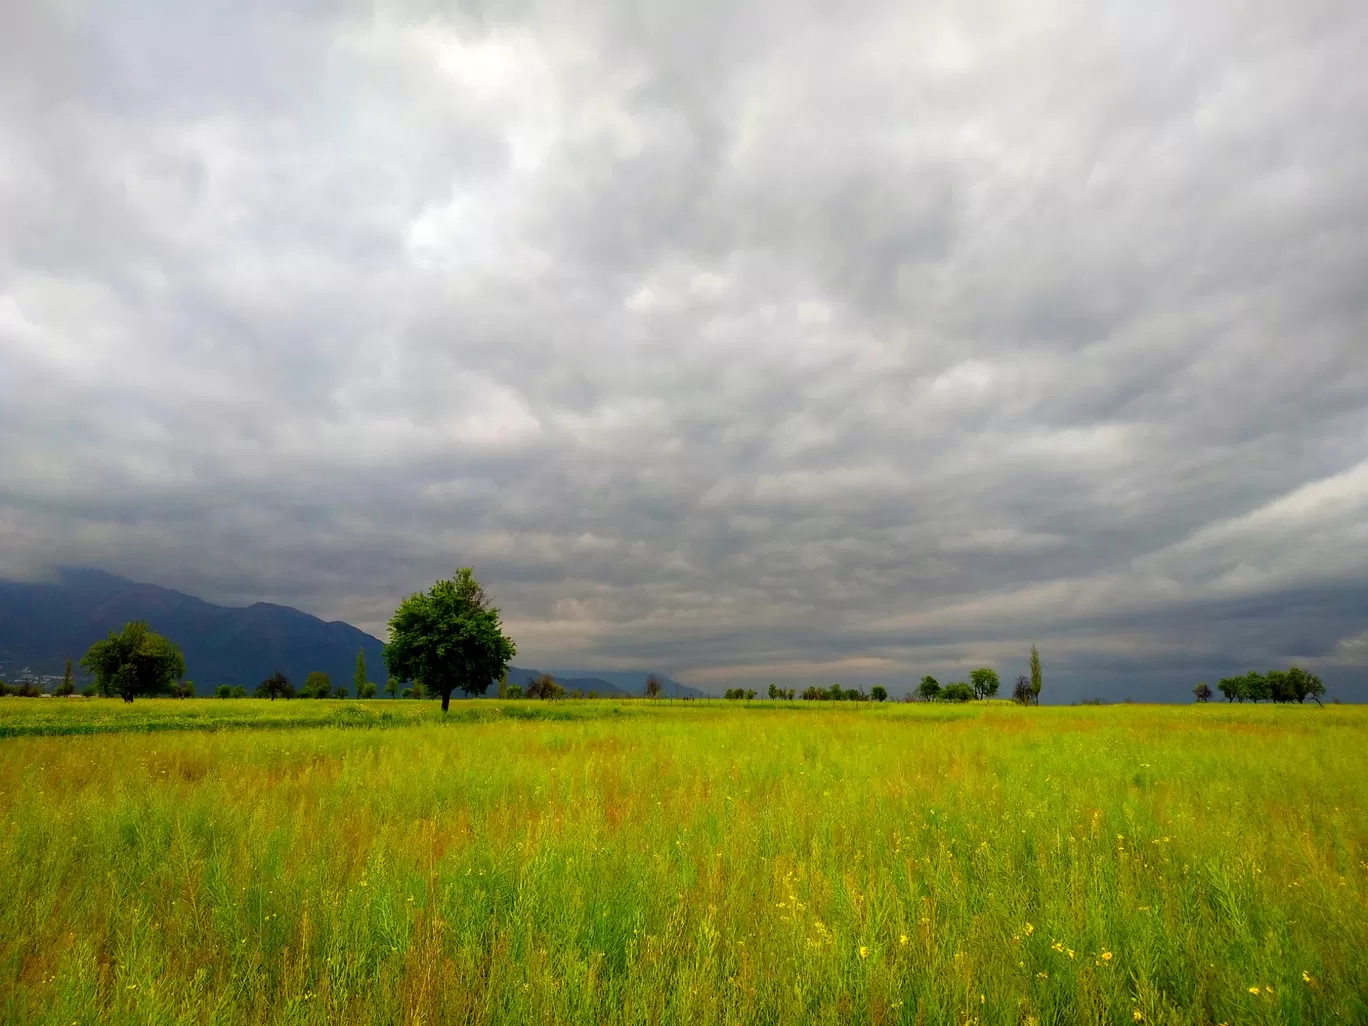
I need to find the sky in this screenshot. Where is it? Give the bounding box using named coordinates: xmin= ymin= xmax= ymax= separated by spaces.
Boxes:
xmin=2 ymin=0 xmax=1366 ymax=701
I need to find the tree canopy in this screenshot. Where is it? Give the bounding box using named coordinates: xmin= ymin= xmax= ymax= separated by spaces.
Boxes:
xmin=80 ymin=621 xmax=186 ymax=702
xmin=384 ymin=568 xmax=517 ymax=712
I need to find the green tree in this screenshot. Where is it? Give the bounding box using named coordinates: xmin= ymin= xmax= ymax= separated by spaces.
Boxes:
xmin=304 ymin=671 xmax=332 ymax=699
xmin=1193 ymin=681 xmax=1213 ymax=703
xmin=1029 ymin=645 xmax=1042 ymax=703
xmin=1286 ymin=666 xmax=1326 ymax=706
xmin=385 ymin=568 xmax=517 ymax=712
xmin=527 ymin=673 xmax=564 ymax=700
xmin=1243 ymin=670 xmax=1271 ymax=703
xmin=230 ymin=685 xmax=247 ymax=698
xmin=216 ymin=685 xmax=232 ymax=699
xmin=385 ymin=676 xmax=399 ymax=699
xmin=1217 ymin=675 xmax=1245 ymax=702
xmin=871 ymin=685 xmax=888 ymax=702
xmin=506 ymin=684 xmax=524 ymax=699
xmin=332 ymin=683 xmax=350 ymax=699
xmin=917 ymin=676 xmax=941 ymax=701
xmin=81 ymin=621 xmax=187 ymax=703
xmin=969 ymin=667 xmax=1000 ymax=700
xmin=358 ymin=680 xmax=377 ymax=699
xmin=54 ymin=659 xmax=76 ymax=696
xmin=257 ymin=672 xmax=293 ymax=701
xmin=354 ymin=648 xmax=367 ymax=697
xmin=941 ymin=682 xmax=973 ymax=703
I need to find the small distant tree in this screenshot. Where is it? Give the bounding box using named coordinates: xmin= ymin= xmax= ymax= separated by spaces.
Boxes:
xmin=1193 ymin=682 xmax=1213 ymax=703
xmin=55 ymin=659 xmax=76 ymax=696
xmin=767 ymin=683 xmax=779 ymax=700
xmin=1242 ymin=670 xmax=1270 ymax=703
xmin=1012 ymin=675 xmax=1033 ymax=705
xmin=1029 ymin=645 xmax=1042 ymax=703
xmin=505 ymin=684 xmax=524 ymax=699
xmin=969 ymin=668 xmax=1000 ymax=700
xmin=918 ymin=676 xmax=941 ymax=702
xmin=646 ymin=675 xmax=663 ymax=698
xmin=385 ymin=676 xmax=399 ymax=699
xmin=257 ymin=672 xmax=293 ymax=701
xmin=354 ymin=648 xmax=367 ymax=697
xmin=871 ymin=685 xmax=888 ymax=702
xmin=941 ymin=682 xmax=973 ymax=703
xmin=385 ymin=567 xmax=517 ymax=712
xmin=216 ymin=685 xmax=232 ymax=699
xmin=1286 ymin=666 xmax=1325 ymax=706
xmin=527 ymin=673 xmax=564 ymax=700
xmin=230 ymin=685 xmax=246 ymax=698
xmin=170 ymin=680 xmax=195 ymax=698
xmin=358 ymin=680 xmax=377 ymax=699
xmin=304 ymin=671 xmax=332 ymax=699
xmin=1266 ymin=670 xmax=1293 ymax=703
xmin=333 ymin=683 xmax=350 ymax=699
xmin=81 ymin=621 xmax=187 ymax=703
xmin=1217 ymin=675 xmax=1245 ymax=702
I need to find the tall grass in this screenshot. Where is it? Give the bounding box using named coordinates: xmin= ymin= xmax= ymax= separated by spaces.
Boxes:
xmin=1 ymin=699 xmax=1364 ymax=1024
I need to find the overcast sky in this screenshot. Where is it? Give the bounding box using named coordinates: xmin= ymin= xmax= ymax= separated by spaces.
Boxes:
xmin=2 ymin=0 xmax=1366 ymax=699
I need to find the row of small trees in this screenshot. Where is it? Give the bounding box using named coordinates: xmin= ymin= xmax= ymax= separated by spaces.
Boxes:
xmin=1194 ymin=667 xmax=1326 ymax=704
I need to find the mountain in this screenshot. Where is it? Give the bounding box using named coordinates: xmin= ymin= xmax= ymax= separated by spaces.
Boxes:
xmin=0 ymin=568 xmax=708 ymax=698
xmin=0 ymin=568 xmax=387 ymax=693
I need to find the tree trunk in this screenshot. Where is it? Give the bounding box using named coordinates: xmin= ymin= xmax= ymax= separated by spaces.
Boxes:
xmin=441 ymin=691 xmax=451 ymax=712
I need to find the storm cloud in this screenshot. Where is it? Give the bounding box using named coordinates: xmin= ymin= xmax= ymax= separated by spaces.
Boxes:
xmin=2 ymin=0 xmax=1366 ymax=699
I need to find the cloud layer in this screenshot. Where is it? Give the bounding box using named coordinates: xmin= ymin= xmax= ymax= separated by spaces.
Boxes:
xmin=3 ymin=0 xmax=1367 ymax=699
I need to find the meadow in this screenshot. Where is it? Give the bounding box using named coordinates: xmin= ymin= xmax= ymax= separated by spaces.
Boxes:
xmin=1 ymin=698 xmax=1365 ymax=1025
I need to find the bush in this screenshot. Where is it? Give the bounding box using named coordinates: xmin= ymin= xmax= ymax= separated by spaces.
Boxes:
xmin=216 ymin=685 xmax=232 ymax=699
xmin=358 ymin=681 xmax=377 ymax=699
xmin=941 ymin=682 xmax=973 ymax=703
xmin=231 ymin=685 xmax=246 ymax=698
xmin=81 ymin=683 xmax=99 ymax=697
xmin=332 ymin=684 xmax=350 ymax=699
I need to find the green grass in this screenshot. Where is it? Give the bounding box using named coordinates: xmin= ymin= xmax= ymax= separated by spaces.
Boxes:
xmin=1 ymin=698 xmax=1365 ymax=1024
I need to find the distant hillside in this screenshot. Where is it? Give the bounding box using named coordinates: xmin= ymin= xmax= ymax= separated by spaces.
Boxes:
xmin=0 ymin=569 xmax=705 ymax=699
xmin=0 ymin=568 xmax=387 ymax=693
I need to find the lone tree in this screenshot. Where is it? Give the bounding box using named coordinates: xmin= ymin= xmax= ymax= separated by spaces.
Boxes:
xmin=304 ymin=671 xmax=332 ymax=699
xmin=81 ymin=621 xmax=186 ymax=703
xmin=526 ymin=673 xmax=564 ymax=700
xmin=1012 ymin=674 xmax=1033 ymax=705
xmin=258 ymin=672 xmax=293 ymax=700
xmin=1193 ymin=681 xmax=1213 ymax=703
xmin=55 ymin=659 xmax=76 ymax=696
xmin=354 ymin=648 xmax=367 ymax=697
xmin=918 ymin=676 xmax=941 ymax=701
xmin=1029 ymin=645 xmax=1042 ymax=703
xmin=871 ymin=685 xmax=888 ymax=702
xmin=385 ymin=567 xmax=517 ymax=712
xmin=645 ymin=674 xmax=663 ymax=698
xmin=969 ymin=667 xmax=1000 ymax=700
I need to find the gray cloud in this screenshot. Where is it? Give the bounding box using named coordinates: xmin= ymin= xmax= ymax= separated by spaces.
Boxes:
xmin=2 ymin=0 xmax=1367 ymax=700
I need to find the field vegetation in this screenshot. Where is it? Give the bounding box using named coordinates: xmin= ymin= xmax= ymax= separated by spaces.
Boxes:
xmin=1 ymin=699 xmax=1365 ymax=1025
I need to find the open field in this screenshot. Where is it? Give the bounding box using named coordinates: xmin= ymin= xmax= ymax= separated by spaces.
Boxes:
xmin=2 ymin=700 xmax=1366 ymax=1025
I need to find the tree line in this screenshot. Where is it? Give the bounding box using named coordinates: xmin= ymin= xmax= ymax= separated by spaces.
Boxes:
xmin=1193 ymin=667 xmax=1325 ymax=704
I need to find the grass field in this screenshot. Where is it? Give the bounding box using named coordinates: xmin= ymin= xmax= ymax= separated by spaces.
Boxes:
xmin=1 ymin=698 xmax=1365 ymax=1025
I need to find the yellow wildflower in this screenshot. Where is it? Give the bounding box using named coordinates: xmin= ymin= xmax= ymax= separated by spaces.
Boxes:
xmin=859 ymin=946 xmax=868 ymax=959
xmin=1101 ymin=951 xmax=1113 ymax=961
xmin=1248 ymin=986 xmax=1261 ymax=995
xmin=1024 ymin=922 xmax=1034 ymax=936
xmin=1133 ymin=1012 xmax=1143 ymax=1022
xmin=899 ymin=934 xmax=908 ymax=946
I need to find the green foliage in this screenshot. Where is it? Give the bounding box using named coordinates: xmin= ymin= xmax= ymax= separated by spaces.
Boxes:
xmin=354 ymin=648 xmax=367 ymax=696
xmin=526 ymin=674 xmax=564 ymax=701
xmin=918 ymin=675 xmax=941 ymax=701
xmin=870 ymin=685 xmax=888 ymax=702
xmin=384 ymin=567 xmax=517 ymax=712
xmin=969 ymin=667 xmax=1000 ymax=700
xmin=256 ymin=672 xmax=294 ymax=701
xmin=216 ymin=685 xmax=232 ymax=699
xmin=1219 ymin=666 xmax=1325 ymax=705
xmin=358 ymin=681 xmax=378 ymax=699
xmin=385 ymin=676 xmax=399 ymax=699
xmin=505 ymin=684 xmax=524 ymax=699
xmin=303 ymin=671 xmax=332 ymax=699
xmin=55 ymin=659 xmax=76 ymax=697
xmin=1029 ymin=644 xmax=1042 ymax=701
xmin=230 ymin=685 xmax=246 ymax=698
xmin=332 ymin=684 xmax=350 ymax=699
xmin=941 ymin=682 xmax=974 ymax=702
xmin=1193 ymin=682 xmax=1213 ymax=703
xmin=80 ymin=620 xmax=187 ymax=703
